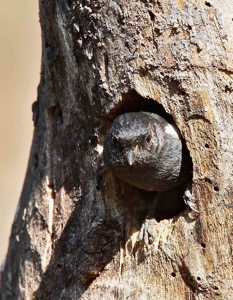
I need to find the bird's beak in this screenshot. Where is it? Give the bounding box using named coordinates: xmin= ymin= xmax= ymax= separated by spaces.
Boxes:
xmin=126 ymin=150 xmax=135 ymax=166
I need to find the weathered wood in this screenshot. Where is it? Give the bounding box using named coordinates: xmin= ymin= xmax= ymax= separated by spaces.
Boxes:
xmin=1 ymin=0 xmax=233 ymax=299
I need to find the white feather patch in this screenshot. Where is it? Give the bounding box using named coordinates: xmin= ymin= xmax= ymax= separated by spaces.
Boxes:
xmin=165 ymin=124 xmax=178 ymax=137
xmin=96 ymin=144 xmax=103 ymax=155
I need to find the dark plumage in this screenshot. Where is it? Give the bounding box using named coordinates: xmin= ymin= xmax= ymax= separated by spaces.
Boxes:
xmin=103 ymin=112 xmax=190 ymax=191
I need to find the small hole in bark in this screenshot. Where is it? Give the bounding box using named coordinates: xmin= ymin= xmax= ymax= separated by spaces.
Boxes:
xmin=214 ymin=186 xmax=219 ymax=192
xmin=213 ymin=286 xmax=219 ymax=290
xmin=205 ymin=143 xmax=209 ymax=148
xmin=148 ymin=10 xmax=155 ymax=21
xmin=48 ymin=104 xmax=63 ymax=126
xmin=205 ymin=1 xmax=211 ymax=7
xmin=104 ymin=53 xmax=109 ymax=81
xmin=51 ymin=189 xmax=56 ymax=200
xmin=57 ymin=263 xmax=62 ymax=269
xmin=45 ymin=47 xmax=58 ymax=63
xmin=197 ymin=277 xmax=201 ymax=281
xmin=58 ymin=108 xmax=63 ymax=125
xmin=48 ymin=183 xmax=54 ymax=189
xmin=171 ymin=272 xmax=176 ymax=277
xmin=188 ymin=25 xmax=192 ymax=30
xmin=125 ymin=41 xmax=130 ymax=50
xmin=205 ymin=177 xmax=212 ymax=184
xmin=47 ymin=183 xmax=56 ymax=199
xmin=201 ymin=242 xmax=206 ymax=248
xmin=181 ymin=90 xmax=186 ymax=95
xmin=225 ymin=85 xmax=233 ymax=93
xmin=33 ymin=153 xmax=38 ymax=169
xmin=146 ymin=135 xmax=151 ymax=143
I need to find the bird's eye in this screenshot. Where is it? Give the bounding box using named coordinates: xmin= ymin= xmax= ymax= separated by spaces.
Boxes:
xmin=146 ymin=135 xmax=151 ymax=143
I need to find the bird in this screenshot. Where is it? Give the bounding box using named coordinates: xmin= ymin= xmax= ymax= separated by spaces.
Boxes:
xmin=103 ymin=111 xmax=191 ymax=192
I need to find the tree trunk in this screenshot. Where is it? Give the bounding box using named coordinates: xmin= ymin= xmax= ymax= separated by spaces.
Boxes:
xmin=1 ymin=0 xmax=233 ymax=299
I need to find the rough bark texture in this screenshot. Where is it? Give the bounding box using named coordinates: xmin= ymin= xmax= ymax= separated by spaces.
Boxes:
xmin=1 ymin=0 xmax=233 ymax=299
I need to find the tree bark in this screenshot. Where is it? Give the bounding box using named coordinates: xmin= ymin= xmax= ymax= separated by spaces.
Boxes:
xmin=1 ymin=0 xmax=233 ymax=299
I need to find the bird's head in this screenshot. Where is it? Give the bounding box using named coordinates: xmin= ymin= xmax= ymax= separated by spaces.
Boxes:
xmin=103 ymin=112 xmax=158 ymax=168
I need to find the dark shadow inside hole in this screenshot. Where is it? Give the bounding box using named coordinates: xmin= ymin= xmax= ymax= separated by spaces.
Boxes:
xmin=142 ymin=182 xmax=188 ymax=222
xmin=171 ymin=272 xmax=176 ymax=277
xmin=103 ymin=89 xmax=193 ymax=221
xmin=205 ymin=1 xmax=211 ymax=7
xmin=105 ymin=89 xmax=174 ymax=124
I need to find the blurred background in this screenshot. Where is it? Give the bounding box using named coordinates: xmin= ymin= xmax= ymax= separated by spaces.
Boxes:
xmin=0 ymin=1 xmax=41 ymax=263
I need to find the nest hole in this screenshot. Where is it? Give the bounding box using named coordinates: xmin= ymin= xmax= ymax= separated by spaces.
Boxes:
xmin=103 ymin=89 xmax=193 ymax=222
